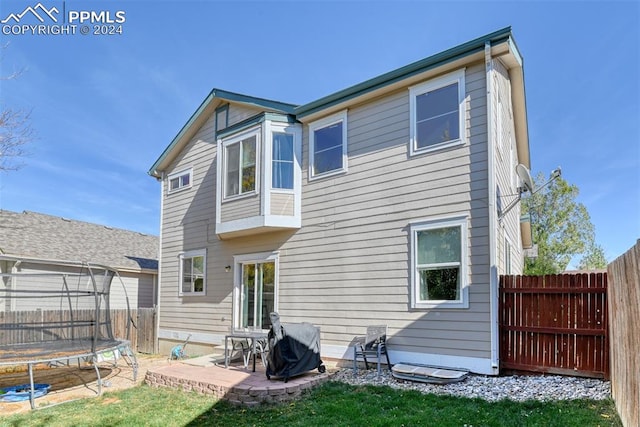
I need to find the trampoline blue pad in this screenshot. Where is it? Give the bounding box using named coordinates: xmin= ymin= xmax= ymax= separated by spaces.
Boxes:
xmin=0 ymin=384 xmax=51 ymax=402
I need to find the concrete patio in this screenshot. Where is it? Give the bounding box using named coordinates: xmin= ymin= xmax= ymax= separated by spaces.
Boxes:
xmin=144 ymin=355 xmax=333 ymax=406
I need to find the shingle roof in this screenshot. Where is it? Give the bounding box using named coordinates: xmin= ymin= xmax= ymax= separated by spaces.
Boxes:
xmin=0 ymin=210 xmax=158 ymax=271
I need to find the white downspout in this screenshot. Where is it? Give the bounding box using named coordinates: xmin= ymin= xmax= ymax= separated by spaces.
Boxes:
xmin=10 ymin=260 xmax=21 ymax=312
xmin=485 ymin=41 xmax=500 ymax=374
xmin=155 ymin=172 xmax=165 ymax=354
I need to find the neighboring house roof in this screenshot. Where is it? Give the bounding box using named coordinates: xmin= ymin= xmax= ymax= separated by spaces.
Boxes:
xmin=148 ymin=89 xmax=298 ymax=178
xmin=0 ymin=210 xmax=158 ymax=272
xmin=149 ymin=26 xmax=529 ymax=175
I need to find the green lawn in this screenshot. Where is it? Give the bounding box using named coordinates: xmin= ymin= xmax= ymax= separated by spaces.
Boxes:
xmin=0 ymin=382 xmax=621 ymax=427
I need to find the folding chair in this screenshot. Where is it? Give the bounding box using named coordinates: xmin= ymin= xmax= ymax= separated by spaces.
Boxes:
xmin=229 ymin=337 xmax=252 ymax=368
xmin=353 ymin=325 xmax=391 ymax=376
xmin=255 ymin=337 xmax=269 ymax=368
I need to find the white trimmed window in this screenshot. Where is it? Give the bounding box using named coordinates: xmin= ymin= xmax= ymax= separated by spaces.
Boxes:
xmin=410 ymin=217 xmax=468 ymax=309
xmin=179 ymin=249 xmax=206 ymax=296
xmin=308 ymin=110 xmax=347 ymax=179
xmin=223 ymin=129 xmax=259 ymax=199
xmin=167 ymin=169 xmax=192 ymax=193
xmin=409 ymin=69 xmax=466 ymax=155
xmin=272 ymin=132 xmax=294 ymax=190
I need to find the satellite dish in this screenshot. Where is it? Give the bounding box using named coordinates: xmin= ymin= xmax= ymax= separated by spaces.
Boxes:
xmin=515 ymin=164 xmax=534 ymax=194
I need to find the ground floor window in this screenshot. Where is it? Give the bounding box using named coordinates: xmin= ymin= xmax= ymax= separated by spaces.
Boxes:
xmin=179 ymin=249 xmax=206 ymax=296
xmin=410 ymin=217 xmax=468 ymax=309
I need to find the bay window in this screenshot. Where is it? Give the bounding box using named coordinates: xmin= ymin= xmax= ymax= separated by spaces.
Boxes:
xmin=272 ymin=132 xmax=294 ymax=189
xmin=224 ymin=131 xmax=258 ymax=198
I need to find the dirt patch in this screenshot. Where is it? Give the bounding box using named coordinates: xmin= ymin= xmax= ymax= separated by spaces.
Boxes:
xmin=100 ymin=397 xmax=122 ymax=405
xmin=0 ymin=354 xmax=171 ymax=415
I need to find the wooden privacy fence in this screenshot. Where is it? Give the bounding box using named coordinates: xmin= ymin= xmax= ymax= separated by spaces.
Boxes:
xmin=499 ymin=273 xmax=609 ymax=378
xmin=607 ymin=241 xmax=639 ymax=427
xmin=133 ymin=307 xmax=157 ymax=354
xmin=109 ymin=308 xmax=157 ymax=354
xmin=0 ymin=308 xmax=156 ymax=355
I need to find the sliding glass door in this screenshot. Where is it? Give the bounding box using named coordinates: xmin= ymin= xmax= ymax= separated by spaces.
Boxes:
xmin=239 ymin=260 xmax=275 ymax=330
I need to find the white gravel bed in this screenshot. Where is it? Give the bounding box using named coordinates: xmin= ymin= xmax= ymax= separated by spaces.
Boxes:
xmin=331 ymin=368 xmax=611 ymax=402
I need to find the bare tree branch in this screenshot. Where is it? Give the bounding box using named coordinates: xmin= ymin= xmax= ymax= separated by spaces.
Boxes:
xmin=1 ymin=42 xmax=33 ymax=171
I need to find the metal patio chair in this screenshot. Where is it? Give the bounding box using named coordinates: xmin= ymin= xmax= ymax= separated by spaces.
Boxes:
xmin=353 ymin=325 xmax=391 ymax=376
xmin=230 ymin=337 xmax=252 ymax=368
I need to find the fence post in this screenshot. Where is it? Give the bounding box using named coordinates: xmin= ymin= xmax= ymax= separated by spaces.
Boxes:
xmin=607 ymin=240 xmax=640 ymax=427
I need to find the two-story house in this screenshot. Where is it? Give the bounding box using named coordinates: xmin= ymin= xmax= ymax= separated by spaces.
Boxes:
xmin=148 ymin=27 xmax=530 ymax=375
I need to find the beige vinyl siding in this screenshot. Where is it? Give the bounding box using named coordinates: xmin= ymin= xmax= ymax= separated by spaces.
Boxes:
xmin=226 ymin=104 xmax=262 ymax=127
xmin=11 ymin=264 xmax=95 ymax=311
xmin=7 ymin=263 xmax=150 ymax=311
xmin=492 ymin=59 xmax=524 ymax=275
xmin=114 ymin=272 xmax=156 ymax=308
xmin=272 ymin=62 xmax=491 ymax=360
xmin=160 ymin=108 xmax=220 ymax=335
xmin=220 ymin=194 xmax=261 ymax=222
xmin=270 ymin=193 xmax=294 ymax=216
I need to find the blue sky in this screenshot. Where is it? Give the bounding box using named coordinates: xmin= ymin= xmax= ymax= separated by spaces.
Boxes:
xmin=0 ymin=1 xmax=638 ymax=264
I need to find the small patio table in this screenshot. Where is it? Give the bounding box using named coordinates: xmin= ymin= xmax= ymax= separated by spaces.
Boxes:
xmin=224 ymin=330 xmax=268 ymax=372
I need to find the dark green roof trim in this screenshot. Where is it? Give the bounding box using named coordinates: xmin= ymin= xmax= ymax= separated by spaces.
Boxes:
xmin=295 ymin=27 xmax=513 ymax=119
xmin=148 ymin=89 xmax=297 ymax=176
xmin=214 ymin=89 xmax=298 ymax=114
xmin=217 ymin=112 xmax=298 ymax=140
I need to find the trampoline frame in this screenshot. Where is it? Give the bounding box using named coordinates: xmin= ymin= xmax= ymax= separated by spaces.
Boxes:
xmin=0 ymin=260 xmax=139 ymax=409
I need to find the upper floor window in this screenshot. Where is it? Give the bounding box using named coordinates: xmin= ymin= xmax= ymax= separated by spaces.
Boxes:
xmin=168 ymin=169 xmax=192 ymax=193
xmin=308 ymin=110 xmax=347 ymax=179
xmin=272 ymin=132 xmax=294 ymax=189
xmin=224 ymin=131 xmax=258 ymax=198
xmin=409 ymin=69 xmax=465 ymax=155
xmin=179 ymin=249 xmax=206 ymax=296
xmin=410 ymin=216 xmax=468 ymax=309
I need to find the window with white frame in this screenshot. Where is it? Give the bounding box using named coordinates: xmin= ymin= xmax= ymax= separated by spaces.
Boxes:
xmin=179 ymin=249 xmax=206 ymax=295
xmin=272 ymin=132 xmax=294 ymax=189
xmin=309 ymin=110 xmax=347 ymax=179
xmin=168 ymin=169 xmax=192 ymax=193
xmin=233 ymin=252 xmax=279 ymax=331
xmin=411 ymin=217 xmax=468 ymax=309
xmin=409 ymin=69 xmax=465 ymax=155
xmin=224 ymin=131 xmax=258 ymax=198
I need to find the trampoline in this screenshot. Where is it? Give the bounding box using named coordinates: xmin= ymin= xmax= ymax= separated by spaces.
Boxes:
xmin=0 ymin=261 xmax=138 ymax=409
